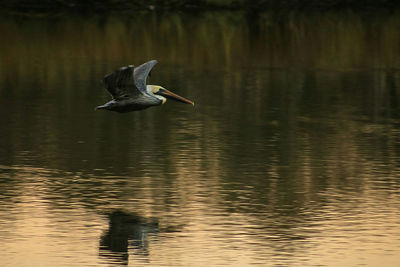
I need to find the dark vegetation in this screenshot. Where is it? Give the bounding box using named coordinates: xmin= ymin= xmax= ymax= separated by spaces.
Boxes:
xmin=1 ymin=0 xmax=400 ymax=13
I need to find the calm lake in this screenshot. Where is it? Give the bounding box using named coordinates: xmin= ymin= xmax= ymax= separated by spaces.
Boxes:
xmin=1 ymin=10 xmax=400 ymax=266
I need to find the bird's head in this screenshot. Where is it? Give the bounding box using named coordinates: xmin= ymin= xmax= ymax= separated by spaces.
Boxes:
xmin=148 ymin=85 xmax=194 ymax=106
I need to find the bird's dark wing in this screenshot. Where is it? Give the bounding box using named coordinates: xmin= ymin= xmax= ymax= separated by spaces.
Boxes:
xmin=134 ymin=60 xmax=158 ymax=94
xmin=103 ymin=65 xmax=143 ymax=99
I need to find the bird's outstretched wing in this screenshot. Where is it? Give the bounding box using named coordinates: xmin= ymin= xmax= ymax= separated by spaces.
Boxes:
xmin=134 ymin=60 xmax=158 ymax=94
xmin=103 ymin=65 xmax=142 ymax=99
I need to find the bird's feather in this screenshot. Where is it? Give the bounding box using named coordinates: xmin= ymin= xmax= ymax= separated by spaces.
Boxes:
xmin=103 ymin=65 xmax=141 ymax=99
xmin=134 ymin=60 xmax=158 ymax=94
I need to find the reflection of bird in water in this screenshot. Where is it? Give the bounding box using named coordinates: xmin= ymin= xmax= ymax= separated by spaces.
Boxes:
xmin=99 ymin=210 xmax=159 ymax=266
xmin=96 ymin=60 xmax=194 ymax=113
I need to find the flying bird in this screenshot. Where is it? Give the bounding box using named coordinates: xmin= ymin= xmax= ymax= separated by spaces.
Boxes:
xmin=96 ymin=60 xmax=194 ymax=113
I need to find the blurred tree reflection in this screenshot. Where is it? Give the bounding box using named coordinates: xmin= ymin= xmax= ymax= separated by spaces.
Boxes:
xmin=0 ymin=11 xmax=399 ymax=215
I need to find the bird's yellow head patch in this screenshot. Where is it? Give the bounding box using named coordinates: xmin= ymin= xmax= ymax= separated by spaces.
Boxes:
xmin=150 ymin=85 xmax=167 ymax=104
xmin=151 ymin=85 xmax=164 ymax=94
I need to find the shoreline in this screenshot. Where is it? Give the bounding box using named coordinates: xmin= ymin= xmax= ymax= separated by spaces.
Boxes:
xmin=1 ymin=0 xmax=400 ymax=14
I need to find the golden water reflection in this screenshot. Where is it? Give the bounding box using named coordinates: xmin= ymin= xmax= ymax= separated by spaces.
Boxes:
xmin=0 ymin=10 xmax=400 ymax=266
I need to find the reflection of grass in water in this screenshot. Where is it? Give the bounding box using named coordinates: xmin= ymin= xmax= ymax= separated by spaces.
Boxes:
xmin=0 ymin=11 xmax=399 ymax=118
xmin=1 ymin=11 xmax=399 ymax=130
xmin=0 ymin=11 xmax=399 ymax=216
xmin=1 ymin=11 xmax=399 ymax=77
xmin=0 ymin=11 xmax=399 ymax=123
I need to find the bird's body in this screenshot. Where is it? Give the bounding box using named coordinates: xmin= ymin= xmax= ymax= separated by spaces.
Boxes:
xmin=96 ymin=60 xmax=194 ymax=113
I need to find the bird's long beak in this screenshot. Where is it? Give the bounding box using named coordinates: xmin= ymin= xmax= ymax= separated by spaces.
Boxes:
xmin=157 ymin=89 xmax=194 ymax=106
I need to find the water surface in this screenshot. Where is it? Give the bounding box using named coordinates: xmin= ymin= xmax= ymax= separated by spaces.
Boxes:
xmin=1 ymin=10 xmax=400 ymax=266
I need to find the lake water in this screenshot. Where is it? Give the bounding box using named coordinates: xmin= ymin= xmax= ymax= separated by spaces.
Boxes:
xmin=1 ymin=10 xmax=400 ymax=266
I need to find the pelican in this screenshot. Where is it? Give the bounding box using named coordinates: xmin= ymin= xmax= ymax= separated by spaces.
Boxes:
xmin=96 ymin=60 xmax=194 ymax=113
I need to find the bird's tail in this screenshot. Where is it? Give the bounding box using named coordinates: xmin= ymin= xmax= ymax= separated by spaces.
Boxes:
xmin=95 ymin=104 xmax=108 ymax=110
